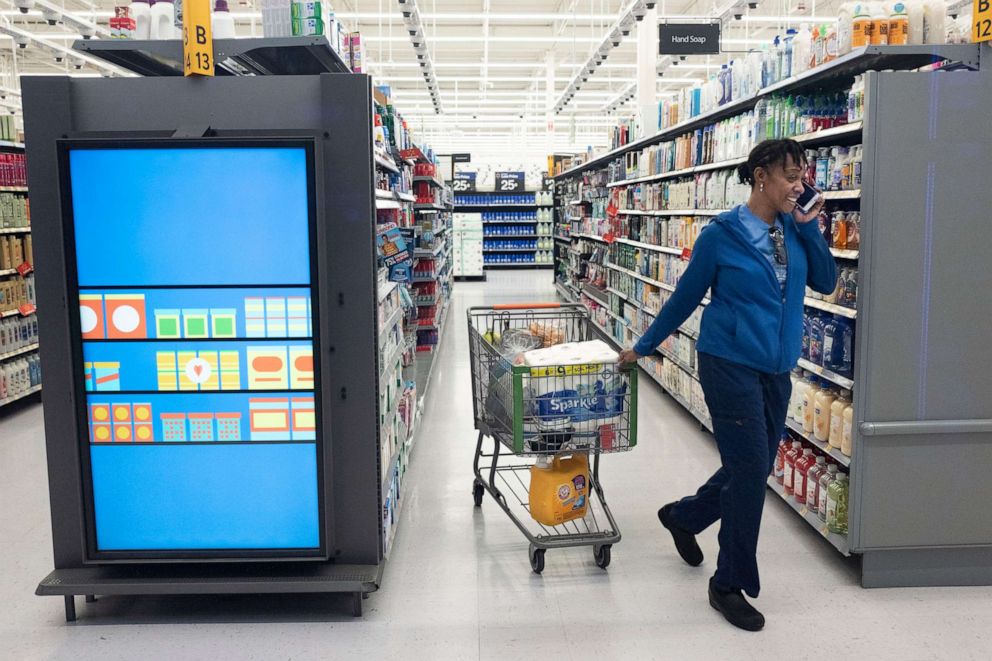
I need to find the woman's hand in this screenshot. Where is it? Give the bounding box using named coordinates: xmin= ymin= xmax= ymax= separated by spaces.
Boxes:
xmin=617 ymin=348 xmax=641 ymax=364
xmin=792 ymin=191 xmax=825 ymax=225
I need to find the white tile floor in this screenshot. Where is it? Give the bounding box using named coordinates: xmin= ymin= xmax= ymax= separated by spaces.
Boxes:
xmin=2 ymin=270 xmax=991 ymax=660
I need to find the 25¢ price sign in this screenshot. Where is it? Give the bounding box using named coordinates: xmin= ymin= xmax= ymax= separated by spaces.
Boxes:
xmin=183 ymin=0 xmax=215 ymax=76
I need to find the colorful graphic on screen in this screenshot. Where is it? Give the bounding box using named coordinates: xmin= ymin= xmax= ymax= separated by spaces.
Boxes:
xmin=68 ymin=146 xmax=320 ymax=553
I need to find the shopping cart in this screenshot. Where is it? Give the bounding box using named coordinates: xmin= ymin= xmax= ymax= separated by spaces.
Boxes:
xmin=467 ymin=303 xmax=638 ymax=573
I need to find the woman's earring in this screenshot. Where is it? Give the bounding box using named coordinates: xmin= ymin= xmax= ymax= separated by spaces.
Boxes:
xmin=760 ymin=183 xmax=765 ymax=192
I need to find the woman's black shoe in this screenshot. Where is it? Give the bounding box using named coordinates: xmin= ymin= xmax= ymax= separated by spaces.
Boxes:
xmin=708 ymin=578 xmax=765 ymax=631
xmin=658 ymin=503 xmax=703 ymax=567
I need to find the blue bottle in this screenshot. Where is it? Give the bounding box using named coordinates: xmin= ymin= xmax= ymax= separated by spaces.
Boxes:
xmin=802 ymin=312 xmax=812 ymax=360
xmin=808 ymin=313 xmax=826 ymax=366
xmin=840 ymin=320 xmax=855 ymax=377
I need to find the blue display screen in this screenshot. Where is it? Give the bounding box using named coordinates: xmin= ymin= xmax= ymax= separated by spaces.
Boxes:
xmin=67 ymin=145 xmax=321 ymax=553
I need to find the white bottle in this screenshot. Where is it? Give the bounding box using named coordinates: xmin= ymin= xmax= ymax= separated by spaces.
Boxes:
xmin=905 ymin=0 xmax=925 ymax=43
xmin=212 ymin=0 xmax=236 ymax=38
xmin=131 ymin=0 xmax=152 ymax=39
xmin=792 ymin=23 xmax=812 ymax=77
xmin=921 ymin=0 xmax=946 ymax=44
xmin=837 ymin=3 xmax=856 ymax=54
xmin=731 ymin=58 xmax=744 ymax=102
xmin=150 ymin=0 xmax=178 ymax=39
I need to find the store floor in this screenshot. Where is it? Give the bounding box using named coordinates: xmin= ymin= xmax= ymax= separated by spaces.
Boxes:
xmin=2 ymin=271 xmax=991 ymax=660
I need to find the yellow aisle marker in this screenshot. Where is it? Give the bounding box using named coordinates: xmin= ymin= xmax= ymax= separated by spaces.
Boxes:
xmin=975 ymin=0 xmax=991 ymax=43
xmin=183 ymin=0 xmax=215 ymax=77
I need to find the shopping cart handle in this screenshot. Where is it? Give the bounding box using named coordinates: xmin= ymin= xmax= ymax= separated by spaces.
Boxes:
xmin=491 ymin=303 xmax=561 ymax=310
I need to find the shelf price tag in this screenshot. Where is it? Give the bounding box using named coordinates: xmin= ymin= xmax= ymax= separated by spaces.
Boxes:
xmin=18 ymin=303 xmax=35 ymax=317
xmin=183 ymin=0 xmax=215 ymax=77
xmin=681 ymin=247 xmax=692 ymax=261
xmin=16 ymin=261 xmax=32 ymax=277
xmin=974 ymin=0 xmax=991 ymax=42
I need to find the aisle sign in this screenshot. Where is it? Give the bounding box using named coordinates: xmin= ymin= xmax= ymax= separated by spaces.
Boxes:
xmin=974 ymin=0 xmax=991 ymax=42
xmin=495 ymin=172 xmax=525 ymax=192
xmin=541 ymin=174 xmax=554 ymax=192
xmin=659 ymin=23 xmax=721 ymax=55
xmin=452 ymin=153 xmax=472 ymax=163
xmin=453 ymin=172 xmax=476 ymax=193
xmin=183 ymin=0 xmax=215 ymax=77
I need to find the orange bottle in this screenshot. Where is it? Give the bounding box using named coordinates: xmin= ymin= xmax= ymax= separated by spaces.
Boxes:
xmin=888 ymin=2 xmax=910 ymax=45
xmin=528 ymin=453 xmax=590 ymax=526
xmin=871 ymin=3 xmax=890 ymax=44
xmin=852 ymin=4 xmax=873 ymax=47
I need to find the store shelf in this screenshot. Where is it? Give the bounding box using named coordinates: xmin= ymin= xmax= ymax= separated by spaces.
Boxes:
xmin=483 ymin=247 xmax=538 ymax=252
xmin=415 ymin=203 xmax=447 ymax=211
xmin=0 ymin=269 xmax=16 ymax=277
xmin=377 ymin=280 xmax=399 ymax=303
xmin=785 ymin=417 xmax=852 ymax=468
xmin=376 ymin=199 xmax=402 ymax=211
xmin=830 ymin=248 xmax=859 ymax=260
xmin=556 ymin=45 xmax=981 ymax=180
xmin=0 ymin=227 xmax=30 ymax=235
xmin=797 ymin=358 xmax=855 ymax=390
xmin=397 ymin=192 xmax=417 ymax=203
xmin=0 ymin=342 xmax=39 ymax=363
xmin=454 ymin=204 xmax=539 ymax=209
xmin=0 ymin=186 xmax=27 ymax=193
xmin=617 ymin=208 xmax=729 ymax=217
xmin=766 ymin=475 xmax=850 ymax=556
xmin=375 ymin=152 xmax=399 ymax=173
xmin=607 ymin=286 xmax=700 ymax=339
xmin=378 ymin=339 xmax=408 ymax=382
xmin=804 ymin=297 xmax=857 ymax=319
xmin=821 ymin=189 xmax=861 ymax=200
xmin=0 ymin=307 xmax=35 ymax=319
xmin=554 ymin=236 xmax=572 ymax=244
xmin=484 ymin=263 xmax=553 ymax=269
xmin=482 ymin=233 xmax=538 ymax=239
xmin=574 ymin=232 xmax=608 ymax=243
xmin=792 ymin=121 xmax=864 ymax=145
xmin=614 ymin=237 xmax=684 ymax=256
xmin=73 ymin=36 xmax=352 ymax=76
xmin=580 ymin=283 xmax=610 ymax=306
xmin=0 ymin=141 xmax=25 ymax=149
xmin=0 ymin=383 xmax=42 ymax=408
xmin=480 ymin=220 xmax=539 ymax=224
xmin=605 ymin=263 xmax=674 ymax=292
xmin=412 ymin=175 xmax=445 ymax=188
xmin=378 ymin=306 xmax=404 ymax=341
xmin=567 ymin=199 xmax=587 ymax=205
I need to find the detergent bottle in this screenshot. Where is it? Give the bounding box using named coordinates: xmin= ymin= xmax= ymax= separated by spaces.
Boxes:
xmin=529 ymin=453 xmax=590 ymax=526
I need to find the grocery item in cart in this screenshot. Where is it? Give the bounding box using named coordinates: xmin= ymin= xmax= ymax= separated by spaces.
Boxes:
xmin=521 ymin=339 xmax=618 ymax=368
xmin=529 ymin=453 xmax=590 ymax=526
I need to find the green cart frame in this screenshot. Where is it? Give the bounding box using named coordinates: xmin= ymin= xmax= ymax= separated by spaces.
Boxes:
xmin=467 ymin=303 xmax=638 ymax=573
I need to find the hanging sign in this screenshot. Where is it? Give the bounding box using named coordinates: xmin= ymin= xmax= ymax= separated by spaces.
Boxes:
xmin=452 ymin=153 xmax=472 ymax=163
xmin=183 ymin=0 xmax=215 ymax=77
xmin=974 ymin=0 xmax=991 ymax=42
xmin=541 ymin=174 xmax=554 ymax=192
xmin=495 ymin=172 xmax=525 ymax=192
xmin=659 ymin=23 xmax=721 ymax=55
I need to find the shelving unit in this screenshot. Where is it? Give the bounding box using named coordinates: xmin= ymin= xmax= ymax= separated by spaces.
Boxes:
xmin=454 ymin=190 xmax=555 ymax=270
xmin=0 ymin=139 xmax=40 ymax=410
xmin=553 ymin=44 xmax=992 ymax=588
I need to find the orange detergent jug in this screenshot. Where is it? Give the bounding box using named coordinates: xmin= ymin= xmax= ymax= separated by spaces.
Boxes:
xmin=529 ymin=453 xmax=590 ymax=526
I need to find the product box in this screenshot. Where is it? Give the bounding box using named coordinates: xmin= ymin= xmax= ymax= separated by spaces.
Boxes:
xmin=291 ymin=1 xmax=322 ymax=19
xmin=291 ymin=17 xmax=324 ymax=36
xmin=348 ymin=32 xmax=363 ymax=72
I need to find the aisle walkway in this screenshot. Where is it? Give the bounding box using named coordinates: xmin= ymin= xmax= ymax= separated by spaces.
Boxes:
xmin=1 ymin=271 xmax=990 ymax=660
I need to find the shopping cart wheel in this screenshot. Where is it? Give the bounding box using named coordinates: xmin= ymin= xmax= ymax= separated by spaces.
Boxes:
xmin=529 ymin=544 xmax=546 ymax=574
xmin=473 ymin=481 xmax=485 ymax=507
xmin=594 ymin=544 xmax=612 ymax=569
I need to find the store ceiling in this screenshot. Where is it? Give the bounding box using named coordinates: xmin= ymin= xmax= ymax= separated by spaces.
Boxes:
xmin=0 ymin=0 xmax=843 ymax=154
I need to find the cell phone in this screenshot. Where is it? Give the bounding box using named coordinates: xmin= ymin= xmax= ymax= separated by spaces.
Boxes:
xmin=796 ymin=182 xmax=821 ymax=213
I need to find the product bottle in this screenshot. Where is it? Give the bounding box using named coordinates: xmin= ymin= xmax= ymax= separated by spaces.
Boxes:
xmin=793 ymin=370 xmax=811 ymax=420
xmin=150 ymin=0 xmax=177 ymax=39
xmin=783 ymin=29 xmax=796 ymax=79
xmin=806 ymin=456 xmax=827 ymax=510
xmin=812 ymin=24 xmax=825 ymax=69
xmin=818 ymin=463 xmax=839 ymax=521
xmin=784 ymin=440 xmax=803 ymax=495
xmin=775 ymin=437 xmax=788 ymax=483
xmin=852 ymin=4 xmax=873 ymax=47
xmin=793 ymin=23 xmax=812 ymax=76
xmin=906 ymin=0 xmax=925 ymax=44
xmin=837 ymin=2 xmax=856 ymax=54
xmin=212 ymin=0 xmax=236 ymax=38
xmin=823 ymin=23 xmax=839 ymax=63
xmin=826 ymin=472 xmax=850 ymax=534
xmin=814 ymin=384 xmax=837 ymax=442
xmin=830 ymin=389 xmax=852 ymax=448
xmin=871 ymin=2 xmax=890 ymax=44
xmin=922 ymin=0 xmax=946 ymax=44
xmin=131 ymin=0 xmax=152 ymax=39
xmin=846 ymin=211 xmax=861 ymax=249
xmin=889 ymin=2 xmax=910 ymax=44
xmin=809 ymin=313 xmax=826 ymax=366
xmin=803 ymin=376 xmax=818 ymax=434
xmin=794 ymin=448 xmax=815 ymax=504
xmin=841 ymin=398 xmax=855 ymax=456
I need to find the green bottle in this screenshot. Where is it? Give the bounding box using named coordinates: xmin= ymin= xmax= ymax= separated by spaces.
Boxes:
xmin=826 ymin=472 xmax=849 ymax=535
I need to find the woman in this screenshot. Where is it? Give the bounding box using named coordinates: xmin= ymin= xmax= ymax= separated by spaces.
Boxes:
xmin=617 ymin=139 xmax=836 ymax=632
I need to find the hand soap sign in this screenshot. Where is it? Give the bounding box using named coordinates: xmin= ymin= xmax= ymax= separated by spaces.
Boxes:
xmin=183 ymin=0 xmax=215 ymax=76
xmin=658 ymin=23 xmax=721 ymax=55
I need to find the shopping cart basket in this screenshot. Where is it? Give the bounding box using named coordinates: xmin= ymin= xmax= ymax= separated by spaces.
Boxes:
xmin=467 ymin=303 xmax=638 ymax=573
